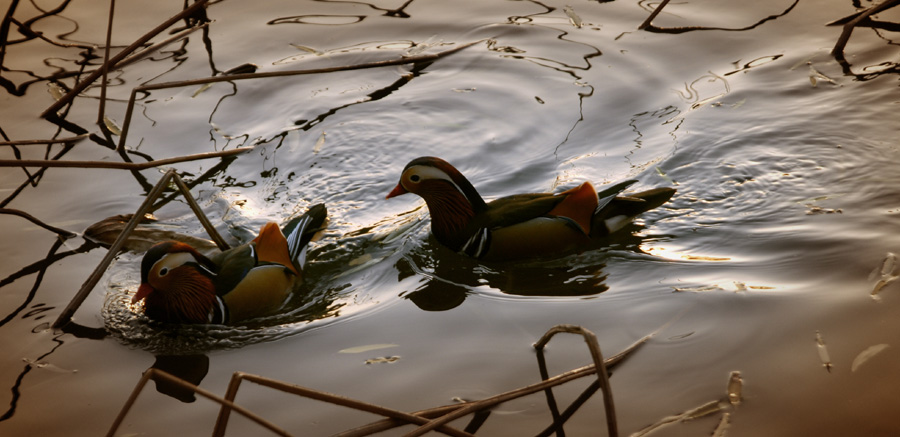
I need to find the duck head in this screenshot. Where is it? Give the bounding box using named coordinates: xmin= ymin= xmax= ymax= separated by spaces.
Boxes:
xmin=387 ymin=157 xmax=488 ymax=248
xmin=133 ymin=241 xmax=219 ymax=324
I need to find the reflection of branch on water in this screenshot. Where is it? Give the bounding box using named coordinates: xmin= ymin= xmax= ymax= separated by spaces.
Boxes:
xmin=107 ymin=325 xmax=651 ymax=437
xmin=0 ymin=208 xmax=77 ymax=237
xmin=0 ymin=331 xmax=65 ymax=422
xmin=39 ymin=0 xmax=212 ymax=119
xmin=0 ymin=238 xmax=94 ymax=329
xmin=639 ymin=0 xmax=800 ymax=34
xmin=314 ymin=0 xmax=417 ymax=18
xmin=114 ymin=39 xmax=483 ymax=149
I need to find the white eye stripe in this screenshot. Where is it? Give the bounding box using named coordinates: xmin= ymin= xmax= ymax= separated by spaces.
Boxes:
xmin=404 ymin=165 xmax=466 ymax=196
xmin=152 ymin=251 xmax=213 ymax=277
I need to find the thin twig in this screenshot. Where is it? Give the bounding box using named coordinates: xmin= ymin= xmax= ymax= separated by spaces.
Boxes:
xmin=40 ymin=0 xmax=211 ymax=119
xmin=0 ymin=208 xmax=77 ymax=237
xmin=106 ymin=369 xmax=292 ymax=437
xmin=0 ymin=146 xmax=254 ymax=169
xmin=0 ymin=134 xmax=89 ymax=146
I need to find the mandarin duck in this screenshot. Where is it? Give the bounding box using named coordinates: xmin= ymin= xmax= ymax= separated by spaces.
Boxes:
xmin=132 ymin=204 xmax=327 ymax=324
xmin=386 ymin=157 xmax=675 ymax=261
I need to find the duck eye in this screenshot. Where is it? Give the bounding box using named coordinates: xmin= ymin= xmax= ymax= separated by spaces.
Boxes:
xmin=158 ymin=267 xmax=169 ymax=276
xmin=409 ymin=174 xmax=421 ymax=182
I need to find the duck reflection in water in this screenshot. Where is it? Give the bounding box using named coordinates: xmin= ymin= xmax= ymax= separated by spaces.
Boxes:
xmin=147 ymin=354 xmax=210 ymax=403
xmin=399 ymin=224 xmax=661 ymax=312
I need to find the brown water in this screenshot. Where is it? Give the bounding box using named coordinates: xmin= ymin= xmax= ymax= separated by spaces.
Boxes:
xmin=3 ymin=0 xmax=900 ymax=435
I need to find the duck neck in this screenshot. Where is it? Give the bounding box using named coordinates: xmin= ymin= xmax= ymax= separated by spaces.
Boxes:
xmin=420 ymin=182 xmax=481 ymax=250
xmin=145 ymin=268 xmax=217 ymax=324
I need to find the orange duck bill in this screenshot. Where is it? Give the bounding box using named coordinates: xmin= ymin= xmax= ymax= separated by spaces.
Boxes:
xmin=132 ymin=283 xmax=154 ymax=304
xmin=386 ymin=183 xmax=408 ymax=199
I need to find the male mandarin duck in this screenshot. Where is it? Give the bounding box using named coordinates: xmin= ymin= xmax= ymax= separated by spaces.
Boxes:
xmin=386 ymin=157 xmax=675 ymax=261
xmin=132 ymin=204 xmax=327 ymax=324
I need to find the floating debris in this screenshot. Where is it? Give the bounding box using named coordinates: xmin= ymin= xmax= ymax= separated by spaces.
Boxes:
xmin=290 ymin=44 xmax=325 ymax=56
xmin=851 ymin=344 xmax=889 ymax=372
xmin=83 ymin=213 xmax=219 ymax=254
xmin=22 ymin=358 xmax=77 ymax=373
xmin=726 ymin=371 xmax=743 ymax=406
xmin=683 ymin=400 xmax=723 ymax=420
xmin=631 ymin=400 xmax=722 ymax=436
xmin=48 ymin=82 xmax=66 ymax=101
xmin=672 ymin=284 xmax=723 ymax=293
xmin=815 ymin=331 xmax=833 ymax=372
xmin=103 ymin=116 xmax=122 ymax=136
xmin=805 ymin=204 xmax=842 ymax=215
xmin=339 ymin=344 xmax=399 ymax=354
xmin=192 ymin=82 xmax=213 ymax=97
xmin=808 ymin=63 xmax=838 ymax=87
xmin=313 ymin=131 xmax=326 ymax=154
xmin=667 ymin=332 xmax=695 ymax=340
xmin=365 ymin=356 xmax=401 ymax=364
xmin=655 ymin=166 xmax=678 ymax=185
xmin=712 ymin=412 xmax=731 ymax=437
xmin=564 ymin=5 xmax=583 ymax=28
xmin=681 ymin=254 xmax=731 ymax=261
xmin=335 ymin=254 xmax=385 ymax=278
xmin=870 ymin=252 xmax=899 ymax=299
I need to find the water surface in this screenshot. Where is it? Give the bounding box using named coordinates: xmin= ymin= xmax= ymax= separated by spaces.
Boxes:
xmin=2 ymin=0 xmax=900 ymax=435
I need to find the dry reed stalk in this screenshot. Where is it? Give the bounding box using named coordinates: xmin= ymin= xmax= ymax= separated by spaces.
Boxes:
xmin=335 ymin=333 xmax=650 ymax=436
xmin=0 ymin=146 xmax=253 ymax=170
xmin=212 ymin=372 xmax=474 ymax=437
xmin=0 ymin=134 xmax=89 ymax=146
xmin=402 ymin=325 xmax=619 ymax=437
xmin=107 ymin=329 xmax=648 ymax=437
xmin=534 ymin=325 xmax=617 ymax=437
xmin=106 ymin=368 xmax=291 ymax=437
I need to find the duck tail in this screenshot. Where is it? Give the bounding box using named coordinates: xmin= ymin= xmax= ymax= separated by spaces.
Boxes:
xmin=282 ymin=203 xmax=328 ymax=266
xmin=591 ymin=186 xmax=676 ymax=237
xmin=624 ymin=187 xmax=677 ymax=213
